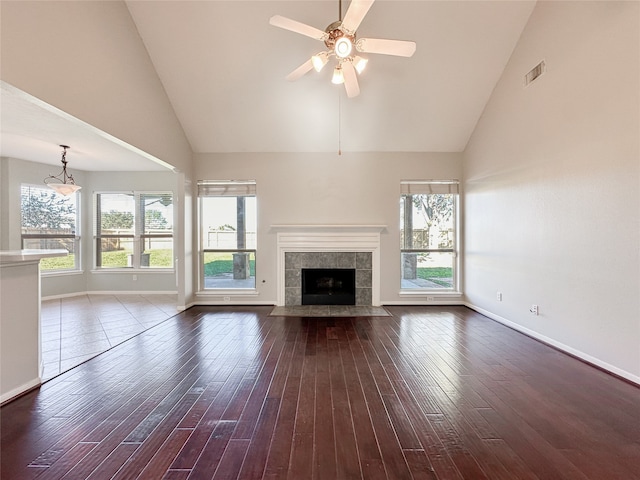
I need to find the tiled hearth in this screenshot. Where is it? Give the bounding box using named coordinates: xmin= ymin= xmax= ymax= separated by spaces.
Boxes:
xmin=284 ymin=251 xmax=372 ymax=306
xmin=272 ymin=224 xmax=385 ymax=306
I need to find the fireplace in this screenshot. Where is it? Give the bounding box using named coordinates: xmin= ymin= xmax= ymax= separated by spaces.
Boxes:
xmin=284 ymin=252 xmax=371 ymax=305
xmin=302 ymin=268 xmax=356 ymax=305
xmin=272 ymin=224 xmax=385 ymax=306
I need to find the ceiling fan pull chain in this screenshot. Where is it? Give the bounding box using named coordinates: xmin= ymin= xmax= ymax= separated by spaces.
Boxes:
xmin=338 ymin=94 xmax=342 ymax=155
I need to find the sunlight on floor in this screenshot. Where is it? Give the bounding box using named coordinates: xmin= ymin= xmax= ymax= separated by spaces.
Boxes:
xmin=40 ymin=293 xmax=178 ymax=380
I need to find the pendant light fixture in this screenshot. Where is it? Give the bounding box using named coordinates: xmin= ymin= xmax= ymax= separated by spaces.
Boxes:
xmin=44 ymin=145 xmax=81 ymax=196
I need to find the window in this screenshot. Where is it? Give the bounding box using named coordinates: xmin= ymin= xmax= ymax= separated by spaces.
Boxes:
xmin=95 ymin=192 xmax=173 ymax=269
xmin=198 ymin=181 xmax=257 ymax=290
xmin=400 ymin=181 xmax=459 ymax=290
xmin=21 ymin=185 xmax=80 ymax=272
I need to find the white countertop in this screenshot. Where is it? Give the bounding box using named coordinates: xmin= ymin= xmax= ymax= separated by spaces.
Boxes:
xmin=0 ymin=249 xmax=68 ymax=264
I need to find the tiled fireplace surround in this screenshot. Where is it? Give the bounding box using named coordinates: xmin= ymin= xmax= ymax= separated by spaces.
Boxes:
xmin=285 ymin=251 xmax=372 ymax=306
xmin=273 ymin=225 xmax=384 ymax=306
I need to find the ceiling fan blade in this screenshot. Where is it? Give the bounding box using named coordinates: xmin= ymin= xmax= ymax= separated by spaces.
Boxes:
xmin=356 ymin=38 xmax=417 ymax=57
xmin=285 ymin=58 xmax=314 ymax=81
xmin=341 ymin=0 xmax=375 ymax=34
xmin=342 ymin=61 xmax=360 ymax=98
xmin=269 ymin=15 xmax=327 ymax=41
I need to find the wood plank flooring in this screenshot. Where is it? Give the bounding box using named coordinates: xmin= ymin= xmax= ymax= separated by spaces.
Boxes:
xmin=2 ymin=305 xmax=639 ymax=479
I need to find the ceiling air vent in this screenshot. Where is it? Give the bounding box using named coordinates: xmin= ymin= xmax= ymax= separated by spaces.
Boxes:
xmin=525 ymin=60 xmax=545 ymax=86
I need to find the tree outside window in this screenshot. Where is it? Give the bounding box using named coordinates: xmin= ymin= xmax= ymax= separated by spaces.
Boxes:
xmin=400 ymin=181 xmax=458 ymax=290
xmin=198 ymin=180 xmax=257 ymax=290
xmin=21 ymin=185 xmax=80 ymax=271
xmin=95 ymin=192 xmax=173 ymax=269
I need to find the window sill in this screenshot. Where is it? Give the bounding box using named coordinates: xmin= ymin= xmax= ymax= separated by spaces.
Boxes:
xmin=399 ymin=290 xmax=462 ymax=297
xmin=196 ymin=289 xmax=259 ymax=297
xmin=41 ymin=270 xmax=83 ymax=277
xmin=91 ymin=268 xmax=174 ymax=274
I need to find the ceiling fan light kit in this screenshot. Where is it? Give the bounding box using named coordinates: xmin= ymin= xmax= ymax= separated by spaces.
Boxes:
xmin=335 ymin=37 xmax=353 ymax=58
xmin=353 ymin=55 xmax=368 ymax=74
xmin=312 ymin=52 xmax=329 ymax=72
xmin=331 ymin=66 xmax=345 ymax=85
xmin=269 ymin=0 xmax=416 ymax=98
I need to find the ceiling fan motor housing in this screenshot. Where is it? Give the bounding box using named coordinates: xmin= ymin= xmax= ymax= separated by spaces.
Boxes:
xmin=324 ymin=21 xmax=355 ymax=58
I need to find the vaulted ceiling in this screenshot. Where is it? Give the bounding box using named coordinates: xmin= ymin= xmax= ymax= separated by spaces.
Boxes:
xmin=1 ymin=0 xmax=536 ymax=170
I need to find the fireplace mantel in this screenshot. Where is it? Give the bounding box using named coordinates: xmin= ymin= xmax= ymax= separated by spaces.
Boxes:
xmin=272 ymin=225 xmax=386 ymax=306
xmin=271 ymin=225 xmax=386 ymax=233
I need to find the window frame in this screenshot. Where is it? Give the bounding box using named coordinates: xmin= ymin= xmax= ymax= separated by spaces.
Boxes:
xmin=399 ymin=180 xmax=460 ymax=294
xmin=20 ymin=184 xmax=81 ymax=274
xmin=94 ymin=191 xmax=174 ymax=271
xmin=197 ymin=180 xmax=257 ymax=293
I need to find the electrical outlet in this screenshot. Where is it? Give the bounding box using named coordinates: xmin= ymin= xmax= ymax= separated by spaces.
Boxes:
xmin=497 ymin=292 xmax=503 ymax=301
xmin=427 ymin=296 xmax=435 ymax=301
xmin=223 ymin=296 xmax=230 ymax=301
xmin=132 ymin=275 xmax=137 ymax=281
xmin=530 ymin=304 xmax=539 ymax=315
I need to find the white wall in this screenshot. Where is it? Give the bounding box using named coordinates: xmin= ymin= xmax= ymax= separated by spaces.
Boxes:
xmin=0 ymin=158 xmax=8 ymax=249
xmin=195 ymin=152 xmax=462 ymax=304
xmin=1 ymin=158 xmax=180 ymax=297
xmin=463 ymin=1 xmax=640 ymax=382
xmin=1 ymin=0 xmax=195 ymax=304
xmin=175 ymin=173 xmax=193 ymax=310
xmin=0 ymin=0 xmax=192 ymax=176
xmin=83 ymin=170 xmax=180 ymax=296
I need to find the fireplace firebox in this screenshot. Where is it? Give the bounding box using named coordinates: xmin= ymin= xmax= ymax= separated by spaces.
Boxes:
xmin=301 ymin=268 xmax=356 ymax=305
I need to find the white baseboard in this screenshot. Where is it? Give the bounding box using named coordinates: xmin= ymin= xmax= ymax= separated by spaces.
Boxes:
xmin=42 ymin=291 xmax=85 ymax=300
xmin=383 ymin=300 xmax=465 ymax=306
xmin=177 ymin=301 xmax=195 ymax=311
xmin=86 ymin=290 xmax=177 ymax=296
xmin=42 ymin=290 xmax=178 ymax=301
xmin=1 ymin=377 xmax=41 ymax=405
xmin=465 ymin=302 xmax=640 ymax=386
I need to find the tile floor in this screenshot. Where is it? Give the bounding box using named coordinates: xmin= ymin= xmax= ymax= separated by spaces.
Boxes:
xmin=40 ymin=293 xmax=178 ymax=380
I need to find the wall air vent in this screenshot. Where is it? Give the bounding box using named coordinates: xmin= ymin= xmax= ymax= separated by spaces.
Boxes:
xmin=525 ymin=60 xmax=546 ymax=86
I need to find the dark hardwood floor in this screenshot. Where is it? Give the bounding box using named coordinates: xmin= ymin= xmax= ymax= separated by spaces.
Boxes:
xmin=1 ymin=305 xmax=639 ymax=479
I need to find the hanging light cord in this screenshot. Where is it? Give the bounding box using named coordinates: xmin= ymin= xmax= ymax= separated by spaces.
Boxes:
xmin=338 ymin=94 xmax=342 ymax=155
xmin=337 ymin=0 xmax=343 ymax=156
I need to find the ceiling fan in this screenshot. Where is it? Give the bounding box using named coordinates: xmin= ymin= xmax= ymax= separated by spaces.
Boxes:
xmin=270 ymin=0 xmax=416 ymax=98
